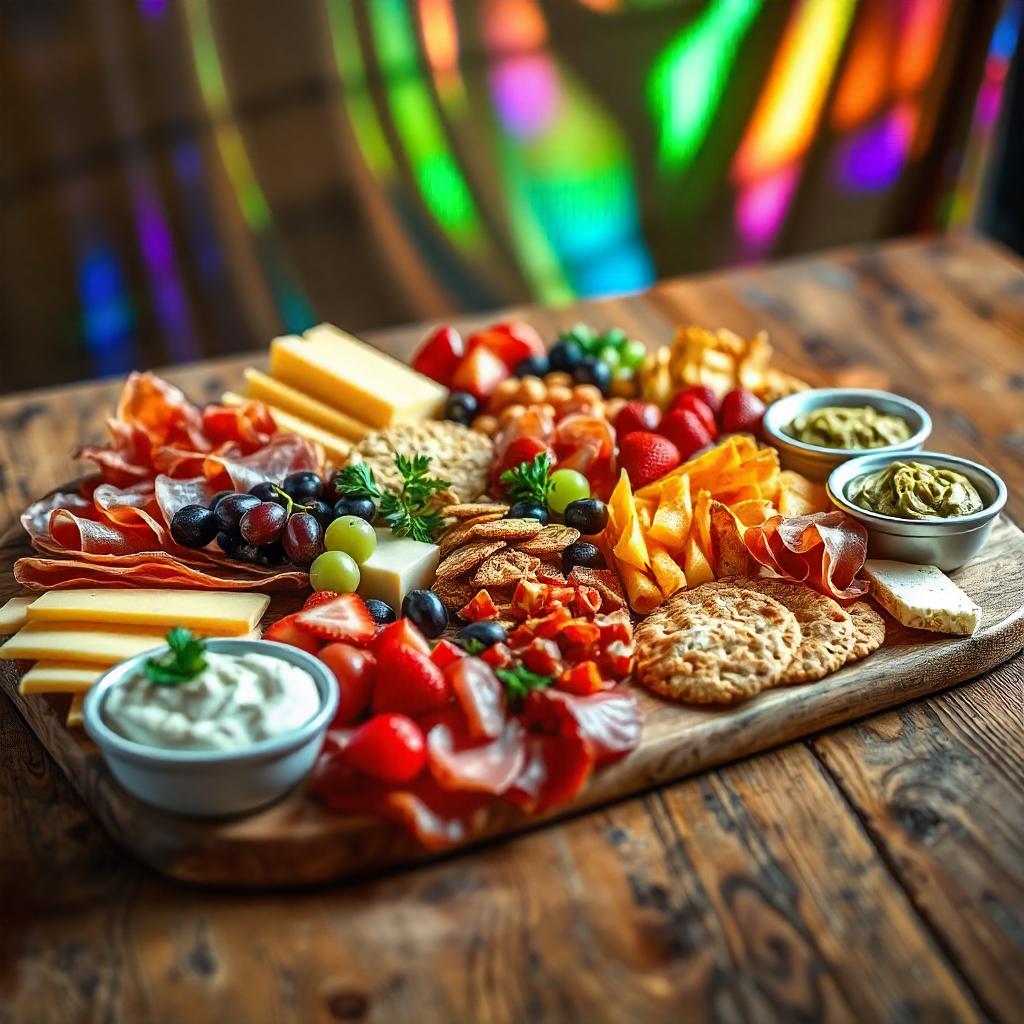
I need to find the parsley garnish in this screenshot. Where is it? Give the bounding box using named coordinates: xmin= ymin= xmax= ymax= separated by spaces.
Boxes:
xmin=335 ymin=454 xmax=450 ymax=544
xmin=496 ymin=665 xmax=553 ymax=702
xmin=500 ymin=452 xmax=551 ymax=507
xmin=454 ymin=636 xmax=487 ymax=656
xmin=144 ymin=628 xmax=207 ymax=686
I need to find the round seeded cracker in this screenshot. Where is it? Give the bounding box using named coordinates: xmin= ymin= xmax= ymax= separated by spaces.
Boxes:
xmin=846 ymin=600 xmax=886 ymax=663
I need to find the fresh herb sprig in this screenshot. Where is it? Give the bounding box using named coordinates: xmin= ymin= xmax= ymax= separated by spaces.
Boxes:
xmin=500 ymin=452 xmax=551 ymax=507
xmin=496 ymin=665 xmax=553 ymax=702
xmin=334 ymin=463 xmax=383 ymax=502
xmin=144 ymin=628 xmax=207 ymax=686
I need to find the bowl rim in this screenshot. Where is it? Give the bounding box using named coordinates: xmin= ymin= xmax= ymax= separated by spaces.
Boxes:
xmin=763 ymin=388 xmax=932 ymax=458
xmin=83 ymin=637 xmax=338 ymax=767
xmin=827 ymin=450 xmax=1007 ymax=529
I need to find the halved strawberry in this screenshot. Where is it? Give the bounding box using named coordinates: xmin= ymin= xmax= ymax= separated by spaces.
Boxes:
xmin=451 ymin=345 xmax=509 ymax=400
xmin=294 ymin=594 xmax=376 ymax=646
xmin=372 ymin=646 xmax=451 ymax=715
xmin=467 ymin=321 xmax=544 ymax=370
xmin=264 ymin=613 xmax=322 ymax=655
xmin=594 ymin=610 xmax=632 ymax=645
xmin=481 ymin=642 xmax=512 ymax=669
xmin=303 ymin=590 xmax=345 ymax=610
xmin=561 ymin=621 xmax=600 ymax=647
xmin=412 ymin=325 xmax=464 ymax=387
xmin=600 ymin=641 xmax=634 ymax=679
xmin=372 ymin=618 xmax=431 ymax=659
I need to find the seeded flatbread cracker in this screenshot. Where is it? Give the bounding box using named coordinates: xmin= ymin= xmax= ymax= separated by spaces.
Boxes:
xmin=516 ymin=524 xmax=580 ymax=556
xmin=472 ymin=549 xmax=540 ymax=588
xmin=434 ymin=541 xmax=506 ymax=585
xmin=846 ymin=600 xmax=886 ymax=663
xmin=348 ymin=421 xmax=493 ymax=502
xmin=467 ymin=518 xmax=545 ymax=542
xmin=739 ymin=578 xmax=855 ymax=684
xmin=439 ymin=513 xmax=505 ymax=559
xmin=439 ymin=581 xmax=486 ymax=614
xmin=634 ymin=581 xmax=801 ymax=705
xmin=569 ymin=567 xmax=628 ymax=611
xmin=442 ymin=502 xmax=509 ymax=520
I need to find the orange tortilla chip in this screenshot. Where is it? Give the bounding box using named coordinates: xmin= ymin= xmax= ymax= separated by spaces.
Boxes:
xmin=692 ymin=489 xmax=712 ymax=557
xmin=647 ymin=537 xmax=688 ymax=599
xmin=778 ymin=470 xmax=831 ymax=517
xmin=649 ymin=474 xmax=692 ymax=551
xmin=683 ymin=534 xmax=714 ymax=586
xmin=730 ymin=499 xmax=776 ymax=527
xmin=709 ymin=501 xmax=751 ymax=578
xmin=617 ymin=560 xmax=663 ymax=614
xmin=635 ymin=437 xmax=743 ymax=501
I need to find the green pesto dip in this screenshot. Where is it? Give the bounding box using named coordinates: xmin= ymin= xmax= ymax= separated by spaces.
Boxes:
xmin=785 ymin=405 xmax=913 ymax=450
xmin=849 ymin=460 xmax=985 ymax=519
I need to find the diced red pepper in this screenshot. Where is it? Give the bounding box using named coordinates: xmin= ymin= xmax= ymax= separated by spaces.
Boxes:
xmin=600 ymin=641 xmax=634 ymax=679
xmin=556 ymin=661 xmax=605 ymax=696
xmin=481 ymin=641 xmax=513 ymax=669
xmin=431 ymin=638 xmax=467 ymax=670
xmin=412 ymin=325 xmax=464 ymax=387
xmin=512 ymin=579 xmax=548 ymax=617
xmin=459 ymin=589 xmax=499 ymax=622
xmin=594 ymin=610 xmax=633 ymax=645
xmin=561 ymin=621 xmax=600 ymax=646
xmin=522 ymin=637 xmax=562 ymax=677
xmin=572 ymin=585 xmax=602 ymax=618
xmin=532 ymin=606 xmax=573 ymax=639
xmin=507 ymin=621 xmax=536 ymax=648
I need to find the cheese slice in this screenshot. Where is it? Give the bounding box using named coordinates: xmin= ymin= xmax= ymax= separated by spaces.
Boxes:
xmin=0 ymin=597 xmax=33 ymax=634
xmin=0 ymin=623 xmax=176 ymax=665
xmin=862 ymin=560 xmax=981 ymax=635
xmin=243 ymin=368 xmax=372 ymax=441
xmin=67 ymin=693 xmax=85 ymax=728
xmin=358 ymin=528 xmax=440 ymax=610
xmin=223 ymin=392 xmax=352 ymax=463
xmin=270 ymin=324 xmax=447 ymax=429
xmin=19 ymin=661 xmax=103 ymax=695
xmin=27 ymin=589 xmax=269 ymax=634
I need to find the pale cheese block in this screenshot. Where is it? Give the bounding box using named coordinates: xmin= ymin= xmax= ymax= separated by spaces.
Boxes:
xmin=222 ymin=392 xmax=352 ymax=463
xmin=19 ymin=661 xmax=103 ymax=695
xmin=862 ymin=560 xmax=981 ymax=635
xmin=0 ymin=597 xmax=33 ymax=634
xmin=67 ymin=693 xmax=85 ymax=728
xmin=27 ymin=589 xmax=269 ymax=634
xmin=358 ymin=528 xmax=440 ymax=610
xmin=0 ymin=623 xmax=177 ymax=665
xmin=243 ymin=368 xmax=373 ymax=441
xmin=270 ymin=324 xmax=447 ymax=429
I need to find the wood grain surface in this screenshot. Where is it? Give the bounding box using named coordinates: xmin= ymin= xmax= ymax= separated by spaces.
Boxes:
xmin=1 ymin=237 xmax=1022 ymax=1022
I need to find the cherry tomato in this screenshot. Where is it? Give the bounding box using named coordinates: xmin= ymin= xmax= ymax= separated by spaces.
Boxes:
xmin=320 ymin=643 xmax=376 ymax=725
xmin=342 ymin=713 xmax=427 ymax=784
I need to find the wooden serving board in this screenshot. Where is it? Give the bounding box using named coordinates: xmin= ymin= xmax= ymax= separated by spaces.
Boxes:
xmin=3 ymin=517 xmax=1023 ymax=887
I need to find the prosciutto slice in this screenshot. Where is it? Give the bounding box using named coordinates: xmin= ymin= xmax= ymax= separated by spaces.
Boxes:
xmin=505 ymin=733 xmax=593 ymax=815
xmin=744 ymin=511 xmax=869 ymax=600
xmin=427 ymin=718 xmax=526 ymax=794
xmin=524 ymin=689 xmax=643 ymax=764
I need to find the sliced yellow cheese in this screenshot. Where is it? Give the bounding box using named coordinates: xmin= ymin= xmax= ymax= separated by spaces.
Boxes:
xmin=67 ymin=693 xmax=85 ymax=728
xmin=27 ymin=589 xmax=269 ymax=634
xmin=223 ymin=393 xmax=352 ymax=463
xmin=0 ymin=597 xmax=33 ymax=634
xmin=243 ymin=368 xmax=373 ymax=441
xmin=19 ymin=661 xmax=103 ymax=695
xmin=270 ymin=324 xmax=447 ymax=429
xmin=1 ymin=623 xmax=181 ymax=665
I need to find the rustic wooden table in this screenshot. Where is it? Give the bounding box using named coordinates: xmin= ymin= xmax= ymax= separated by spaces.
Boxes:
xmin=2 ymin=236 xmax=1022 ymax=1024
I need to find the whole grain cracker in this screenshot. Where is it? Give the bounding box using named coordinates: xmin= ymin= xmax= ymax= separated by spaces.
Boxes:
xmin=467 ymin=518 xmax=545 ymax=542
xmin=347 ymin=421 xmax=493 ymax=502
xmin=441 ymin=581 xmax=487 ymax=613
xmin=739 ymin=578 xmax=855 ymax=684
xmin=516 ymin=524 xmax=580 ymax=556
xmin=634 ymin=581 xmax=801 ymax=705
xmin=434 ymin=540 xmax=506 ymax=585
xmin=472 ymin=549 xmax=540 ymax=588
xmin=846 ymin=600 xmax=886 ymax=663
xmin=439 ymin=513 xmax=505 ymax=559
xmin=569 ymin=567 xmax=627 ymax=611
xmin=442 ymin=502 xmax=509 ymax=520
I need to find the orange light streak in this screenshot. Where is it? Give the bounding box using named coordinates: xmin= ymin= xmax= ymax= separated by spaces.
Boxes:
xmin=830 ymin=0 xmax=896 ymax=130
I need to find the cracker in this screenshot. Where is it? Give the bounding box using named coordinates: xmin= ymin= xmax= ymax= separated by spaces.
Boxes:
xmin=441 ymin=581 xmax=487 ymax=614
xmin=467 ymin=518 xmax=545 ymax=542
xmin=439 ymin=513 xmax=505 ymax=559
xmin=634 ymin=581 xmax=801 ymax=705
xmin=434 ymin=541 xmax=506 ymax=585
xmin=846 ymin=600 xmax=886 ymax=663
xmin=516 ymin=524 xmax=580 ymax=555
xmin=348 ymin=421 xmax=493 ymax=501
xmin=569 ymin=566 xmax=628 ymax=611
xmin=739 ymin=578 xmax=855 ymax=684
xmin=472 ymin=549 xmax=540 ymax=588
xmin=442 ymin=502 xmax=509 ymax=520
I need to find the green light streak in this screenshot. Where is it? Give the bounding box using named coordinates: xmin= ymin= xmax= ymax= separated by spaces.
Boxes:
xmin=647 ymin=0 xmax=762 ymax=175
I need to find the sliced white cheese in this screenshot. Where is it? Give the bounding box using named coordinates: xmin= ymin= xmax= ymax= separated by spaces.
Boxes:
xmin=862 ymin=560 xmax=981 ymax=635
xmin=358 ymin=528 xmax=440 ymax=611
xmin=0 ymin=597 xmax=33 ymax=634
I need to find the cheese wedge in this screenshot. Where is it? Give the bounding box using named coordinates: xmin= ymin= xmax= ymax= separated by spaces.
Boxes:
xmin=0 ymin=597 xmax=33 ymax=634
xmin=0 ymin=623 xmax=175 ymax=665
xmin=19 ymin=661 xmax=103 ymax=695
xmin=27 ymin=589 xmax=269 ymax=634
xmin=862 ymin=560 xmax=981 ymax=635
xmin=67 ymin=693 xmax=85 ymax=728
xmin=243 ymin=368 xmax=372 ymax=441
xmin=222 ymin=392 xmax=352 ymax=464
xmin=270 ymin=324 xmax=447 ymax=429
xmin=358 ymin=528 xmax=440 ymax=610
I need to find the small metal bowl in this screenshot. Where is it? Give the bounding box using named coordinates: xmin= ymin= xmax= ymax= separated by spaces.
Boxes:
xmin=83 ymin=638 xmax=338 ymax=818
xmin=827 ymin=451 xmax=1006 ymax=570
xmin=762 ymin=388 xmax=932 ymax=481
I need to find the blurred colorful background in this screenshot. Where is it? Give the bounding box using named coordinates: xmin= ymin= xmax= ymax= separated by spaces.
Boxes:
xmin=2 ymin=0 xmax=1020 ymax=393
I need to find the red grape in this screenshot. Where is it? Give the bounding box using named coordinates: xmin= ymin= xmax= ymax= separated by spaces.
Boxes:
xmin=240 ymin=501 xmax=287 ymax=545
xmin=282 ymin=512 xmax=324 ymax=565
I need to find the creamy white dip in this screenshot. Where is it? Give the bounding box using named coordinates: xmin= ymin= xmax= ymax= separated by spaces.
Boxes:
xmin=104 ymin=651 xmax=321 ymax=752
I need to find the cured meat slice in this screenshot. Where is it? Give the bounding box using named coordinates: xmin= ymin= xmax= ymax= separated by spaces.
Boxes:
xmin=523 ymin=689 xmax=643 ymax=764
xmin=448 ymin=659 xmax=507 ymax=740
xmin=505 ymin=733 xmax=593 ymax=815
xmin=427 ymin=718 xmax=525 ymax=794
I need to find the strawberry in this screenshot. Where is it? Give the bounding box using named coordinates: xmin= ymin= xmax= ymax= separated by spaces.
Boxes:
xmin=613 ymin=401 xmax=661 ymax=438
xmin=459 ymin=590 xmax=499 ymax=622
xmin=467 ymin=321 xmax=544 ymax=370
xmin=371 ymin=618 xmax=431 ymax=659
xmin=294 ymin=594 xmax=376 ymax=646
xmin=618 ymin=431 xmax=681 ymax=489
xmin=495 ymin=436 xmax=550 ymax=483
xmin=412 ymin=325 xmax=464 ymax=387
xmin=670 ymin=385 xmax=719 ymax=415
xmin=372 ymin=646 xmax=451 ymax=715
xmin=303 ymin=590 xmax=345 ymax=610
xmin=719 ymin=387 xmax=766 ymax=436
xmin=668 ymin=393 xmax=717 ymax=439
xmin=342 ymin=713 xmax=427 ymax=784
xmin=430 ymin=639 xmax=466 ymax=670
xmin=264 ymin=613 xmax=322 ymax=655
xmin=660 ymin=409 xmax=714 ymax=460
xmin=319 ymin=643 xmax=376 ymax=725
xmin=451 ymin=345 xmax=509 ymax=400
xmin=556 ymin=661 xmax=604 ymax=696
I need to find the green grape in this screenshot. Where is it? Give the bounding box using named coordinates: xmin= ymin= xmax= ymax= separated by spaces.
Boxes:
xmin=620 ymin=339 xmax=647 ymax=370
xmin=568 ymin=323 xmax=599 ymax=354
xmin=309 ymin=550 xmax=361 ymax=593
xmin=547 ymin=469 xmax=591 ymax=514
xmin=598 ymin=345 xmax=621 ymax=372
xmin=324 ymin=515 xmax=377 ymax=564
xmin=604 ymin=327 xmax=627 ymax=347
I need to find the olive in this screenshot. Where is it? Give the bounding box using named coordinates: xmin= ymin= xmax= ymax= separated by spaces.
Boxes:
xmin=365 ymin=599 xmax=397 ymax=625
xmin=444 ymin=391 xmax=479 ymax=426
xmin=562 ymin=540 xmax=607 ymax=575
xmin=563 ymin=498 xmax=609 ymax=535
xmin=507 ymin=499 xmax=549 ymax=525
xmin=456 ymin=620 xmax=507 ymax=649
xmin=514 ymin=354 xmax=550 ymax=378
xmin=548 ymin=338 xmax=584 ymax=372
xmin=572 ymin=356 xmax=612 ymax=396
xmin=334 ymin=496 xmax=376 ymax=523
xmin=402 ymin=589 xmax=448 ymax=639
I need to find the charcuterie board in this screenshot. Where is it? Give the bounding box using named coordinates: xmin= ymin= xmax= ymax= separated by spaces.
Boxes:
xmin=3 ymin=516 xmax=1022 ymax=887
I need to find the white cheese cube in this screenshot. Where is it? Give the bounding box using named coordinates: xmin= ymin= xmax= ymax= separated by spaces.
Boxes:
xmin=358 ymin=529 xmax=440 ymax=612
xmin=862 ymin=560 xmax=981 ymax=635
